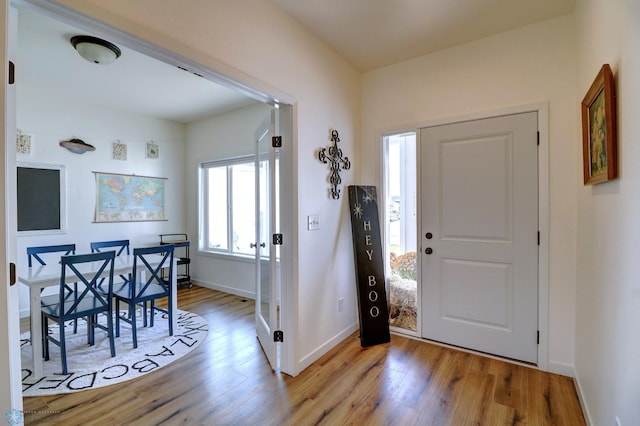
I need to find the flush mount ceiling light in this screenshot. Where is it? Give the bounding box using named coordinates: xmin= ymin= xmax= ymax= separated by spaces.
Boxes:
xmin=70 ymin=35 xmax=121 ymax=64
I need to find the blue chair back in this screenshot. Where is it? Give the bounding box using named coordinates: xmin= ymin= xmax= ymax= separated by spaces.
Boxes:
xmin=59 ymin=251 xmax=115 ymax=317
xmin=90 ymin=240 xmax=130 ymax=257
xmin=132 ymin=245 xmax=174 ymax=300
xmin=27 ymin=244 xmax=76 ymax=267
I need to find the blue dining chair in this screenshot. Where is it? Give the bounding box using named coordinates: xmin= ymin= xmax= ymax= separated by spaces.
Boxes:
xmin=27 ymin=244 xmax=76 ymax=268
xmin=90 ymin=239 xmax=143 ymax=323
xmin=27 ymin=244 xmax=79 ymax=334
xmin=90 ymin=239 xmax=130 ymax=257
xmin=41 ymin=250 xmax=116 ymax=374
xmin=114 ymin=245 xmax=174 ymax=348
xmin=90 ymin=239 xmax=131 ymax=289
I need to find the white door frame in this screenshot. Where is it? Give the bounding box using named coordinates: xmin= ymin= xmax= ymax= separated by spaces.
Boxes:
xmin=5 ymin=0 xmax=298 ymax=377
xmin=1 ymin=1 xmax=24 ymax=416
xmin=380 ymin=102 xmax=549 ymax=371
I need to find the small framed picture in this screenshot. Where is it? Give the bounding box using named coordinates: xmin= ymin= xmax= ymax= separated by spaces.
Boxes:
xmin=112 ymin=141 xmax=127 ymax=161
xmin=146 ymin=141 xmax=159 ymax=159
xmin=581 ymin=64 xmax=617 ymax=185
xmin=16 ymin=129 xmax=31 ymax=154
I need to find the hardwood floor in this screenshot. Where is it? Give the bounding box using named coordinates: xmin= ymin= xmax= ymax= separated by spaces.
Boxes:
xmin=22 ymin=286 xmax=586 ymax=425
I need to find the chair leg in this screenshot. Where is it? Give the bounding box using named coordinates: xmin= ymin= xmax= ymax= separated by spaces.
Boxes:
xmin=59 ymin=321 xmax=67 ymax=375
xmin=168 ymin=297 xmax=173 ymax=336
xmin=72 ymin=283 xmax=78 ymax=334
xmin=115 ymin=306 xmax=120 ymax=338
xmin=142 ymin=302 xmax=148 ymax=327
xmin=42 ymin=315 xmax=49 ymax=361
xmin=131 ymin=303 xmax=138 ymax=349
xmin=107 ymin=308 xmax=116 ymax=358
xmin=88 ymin=315 xmax=95 ymax=346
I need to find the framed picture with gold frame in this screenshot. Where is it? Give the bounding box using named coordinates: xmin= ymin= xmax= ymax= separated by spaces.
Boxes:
xmin=581 ymin=64 xmax=617 ymax=185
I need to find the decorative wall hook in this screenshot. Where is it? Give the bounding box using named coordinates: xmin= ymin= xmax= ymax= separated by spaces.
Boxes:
xmin=318 ymin=129 xmax=351 ymax=199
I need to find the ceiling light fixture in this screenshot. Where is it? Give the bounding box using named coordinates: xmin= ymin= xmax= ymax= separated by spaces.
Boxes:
xmin=59 ymin=138 xmax=95 ymax=154
xmin=70 ymin=35 xmax=121 ymax=64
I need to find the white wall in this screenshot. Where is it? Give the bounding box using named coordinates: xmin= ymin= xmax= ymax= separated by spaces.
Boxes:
xmin=16 ymin=80 xmax=186 ymax=317
xmin=574 ymin=0 xmax=640 ymax=424
xmin=53 ymin=0 xmax=362 ymax=374
xmin=185 ymin=102 xmax=270 ymax=298
xmin=361 ymin=15 xmax=578 ymax=374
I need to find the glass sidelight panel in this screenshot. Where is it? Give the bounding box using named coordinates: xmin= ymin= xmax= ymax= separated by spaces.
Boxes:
xmin=384 ymin=132 xmax=418 ymax=332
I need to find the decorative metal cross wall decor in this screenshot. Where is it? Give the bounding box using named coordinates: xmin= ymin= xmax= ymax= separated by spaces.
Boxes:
xmin=318 ymin=129 xmax=351 ymax=199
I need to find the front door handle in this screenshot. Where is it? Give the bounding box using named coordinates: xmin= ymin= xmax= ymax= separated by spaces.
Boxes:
xmin=425 ymin=248 xmax=433 ymax=255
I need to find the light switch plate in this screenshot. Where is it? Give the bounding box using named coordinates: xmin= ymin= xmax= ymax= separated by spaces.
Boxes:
xmin=308 ymin=215 xmax=320 ymax=230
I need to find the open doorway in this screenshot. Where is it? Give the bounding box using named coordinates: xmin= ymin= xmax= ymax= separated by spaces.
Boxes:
xmin=12 ymin=3 xmax=293 ymax=377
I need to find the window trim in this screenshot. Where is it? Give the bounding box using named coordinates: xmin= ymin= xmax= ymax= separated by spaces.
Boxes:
xmin=199 ymin=154 xmax=256 ymax=257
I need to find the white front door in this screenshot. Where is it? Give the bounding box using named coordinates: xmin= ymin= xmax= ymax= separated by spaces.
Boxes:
xmin=420 ymin=112 xmax=538 ymax=363
xmin=254 ymin=108 xmax=279 ymax=370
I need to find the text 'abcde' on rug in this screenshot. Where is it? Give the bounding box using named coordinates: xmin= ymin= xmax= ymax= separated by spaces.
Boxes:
xmin=21 ymin=309 xmax=208 ymax=397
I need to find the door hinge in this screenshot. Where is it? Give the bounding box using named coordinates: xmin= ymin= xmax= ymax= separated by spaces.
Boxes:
xmin=274 ymin=330 xmax=284 ymax=342
xmin=272 ymin=136 xmax=282 ymax=148
xmin=537 ymin=131 xmax=540 ymax=146
xmin=8 ymin=61 xmax=15 ymax=85
xmin=9 ymin=263 xmax=16 ymax=286
xmin=537 ymin=231 xmax=540 ymax=245
xmin=537 ymin=330 xmax=540 ymax=344
xmin=273 ymin=233 xmax=283 ymax=245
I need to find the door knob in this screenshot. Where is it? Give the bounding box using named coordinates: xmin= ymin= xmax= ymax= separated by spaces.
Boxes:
xmin=425 ymin=247 xmax=433 ymax=255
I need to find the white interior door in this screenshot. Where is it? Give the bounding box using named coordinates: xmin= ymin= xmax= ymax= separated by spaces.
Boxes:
xmin=420 ymin=112 xmax=538 ymax=364
xmin=255 ymin=108 xmax=279 ymax=370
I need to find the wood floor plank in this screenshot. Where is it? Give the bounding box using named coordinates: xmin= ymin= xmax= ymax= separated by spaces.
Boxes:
xmin=22 ymin=286 xmax=586 ymax=425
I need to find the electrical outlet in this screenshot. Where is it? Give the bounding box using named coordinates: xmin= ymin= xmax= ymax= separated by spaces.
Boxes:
xmin=338 ymin=297 xmax=344 ymax=312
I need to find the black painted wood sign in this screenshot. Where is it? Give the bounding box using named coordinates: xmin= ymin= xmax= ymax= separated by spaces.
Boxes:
xmin=348 ymin=185 xmax=390 ymax=347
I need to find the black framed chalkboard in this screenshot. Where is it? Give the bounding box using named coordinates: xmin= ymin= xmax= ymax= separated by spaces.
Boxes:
xmin=17 ymin=165 xmax=64 ymax=232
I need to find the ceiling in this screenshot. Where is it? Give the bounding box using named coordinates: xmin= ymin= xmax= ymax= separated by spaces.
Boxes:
xmin=18 ymin=2 xmax=576 ymax=123
xmin=18 ymin=8 xmax=257 ymax=124
xmin=273 ymin=0 xmax=576 ymax=71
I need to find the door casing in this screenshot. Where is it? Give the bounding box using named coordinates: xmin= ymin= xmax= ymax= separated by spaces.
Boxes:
xmin=380 ymin=102 xmax=549 ymax=370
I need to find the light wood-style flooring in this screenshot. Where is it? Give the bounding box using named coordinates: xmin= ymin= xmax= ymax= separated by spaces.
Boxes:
xmin=22 ymin=285 xmax=586 ymax=425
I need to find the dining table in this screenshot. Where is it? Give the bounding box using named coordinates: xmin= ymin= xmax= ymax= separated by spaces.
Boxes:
xmin=18 ymin=253 xmax=178 ymax=379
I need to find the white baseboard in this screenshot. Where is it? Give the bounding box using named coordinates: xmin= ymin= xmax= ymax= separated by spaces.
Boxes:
xmin=547 ymin=360 xmax=575 ymax=377
xmin=573 ymin=368 xmax=594 ymax=426
xmin=297 ymin=323 xmax=358 ymax=372
xmin=192 ymin=279 xmax=255 ymax=300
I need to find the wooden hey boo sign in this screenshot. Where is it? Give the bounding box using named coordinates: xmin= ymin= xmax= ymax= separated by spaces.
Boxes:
xmin=348 ymin=185 xmax=391 ymax=347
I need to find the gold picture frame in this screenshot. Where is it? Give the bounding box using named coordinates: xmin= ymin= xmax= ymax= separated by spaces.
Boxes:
xmin=581 ymin=64 xmax=617 ymax=185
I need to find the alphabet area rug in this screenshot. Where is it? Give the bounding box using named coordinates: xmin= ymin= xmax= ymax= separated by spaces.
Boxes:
xmin=21 ymin=310 xmax=208 ymax=397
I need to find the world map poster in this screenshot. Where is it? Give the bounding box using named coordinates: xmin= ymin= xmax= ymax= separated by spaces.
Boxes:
xmin=94 ymin=172 xmax=166 ymax=222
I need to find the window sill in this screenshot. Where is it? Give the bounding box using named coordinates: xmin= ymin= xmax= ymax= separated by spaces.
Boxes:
xmin=196 ymin=249 xmax=256 ymax=264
